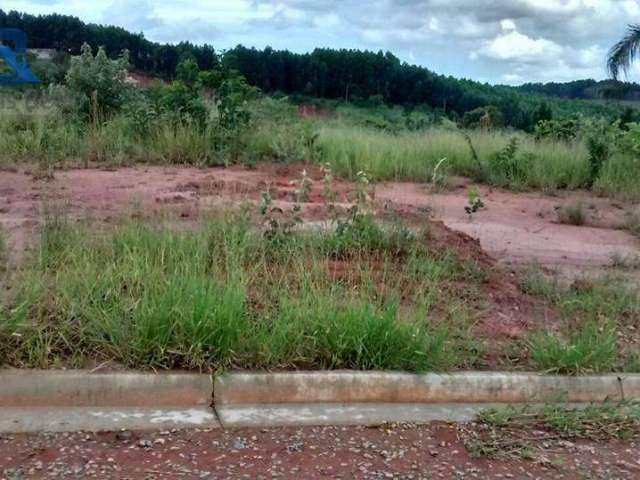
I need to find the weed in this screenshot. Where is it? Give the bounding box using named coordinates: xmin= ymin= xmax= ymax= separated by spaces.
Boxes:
xmin=291 ymin=169 xmax=313 ymax=203
xmin=464 ymin=188 xmax=484 ymax=218
xmin=528 ymin=321 xmax=617 ymax=374
xmin=259 ymin=188 xmax=302 ymax=242
xmin=321 ymin=163 xmax=337 ymax=203
xmin=0 ymin=214 xmax=481 ymax=371
xmin=431 ymin=157 xmax=448 ymax=188
xmin=489 ymin=137 xmax=531 ymax=187
xmin=466 ymin=402 xmax=640 ymax=460
xmin=556 ymin=201 xmax=588 ymax=226
xmin=519 ymin=263 xmax=559 ymax=302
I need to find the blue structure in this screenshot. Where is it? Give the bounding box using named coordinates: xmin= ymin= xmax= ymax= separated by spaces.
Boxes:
xmin=0 ymin=28 xmax=40 ymax=85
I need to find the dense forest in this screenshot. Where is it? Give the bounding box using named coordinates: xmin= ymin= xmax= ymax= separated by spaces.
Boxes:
xmin=0 ymin=9 xmax=218 ymax=76
xmin=1 ymin=8 xmax=637 ymax=130
xmin=518 ymin=79 xmax=640 ymax=101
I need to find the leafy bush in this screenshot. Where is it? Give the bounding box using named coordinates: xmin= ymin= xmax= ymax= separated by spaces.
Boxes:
xmin=534 ymin=118 xmax=580 ymax=141
xmin=487 ymin=138 xmax=531 ymax=187
xmin=65 ymin=43 xmax=130 ymax=120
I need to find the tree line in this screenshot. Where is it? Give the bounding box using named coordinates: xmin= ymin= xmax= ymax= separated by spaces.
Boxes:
xmin=1 ymin=9 xmax=634 ymax=130
xmin=0 ymin=9 xmax=218 ymax=77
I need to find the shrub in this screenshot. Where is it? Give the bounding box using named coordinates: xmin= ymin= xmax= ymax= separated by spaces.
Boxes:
xmin=556 ymin=202 xmax=587 ymax=226
xmin=65 ymin=43 xmax=129 ymax=120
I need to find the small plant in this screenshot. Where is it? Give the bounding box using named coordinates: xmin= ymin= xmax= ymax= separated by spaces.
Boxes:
xmin=321 ymin=163 xmax=337 ymax=203
xmin=290 ymin=169 xmax=313 ymax=203
xmin=464 ymin=187 xmax=484 ymax=218
xmin=302 ymin=121 xmax=321 ymax=161
xmin=586 ymin=136 xmax=609 ymax=186
xmin=556 ymin=202 xmax=587 ymax=226
xmin=354 ymin=170 xmax=373 ymax=208
xmin=259 ymin=188 xmax=302 ymax=241
xmin=487 ymin=137 xmax=532 ymax=187
xmin=462 ymin=132 xmax=485 ymax=181
xmin=431 ymin=157 xmax=448 ymax=189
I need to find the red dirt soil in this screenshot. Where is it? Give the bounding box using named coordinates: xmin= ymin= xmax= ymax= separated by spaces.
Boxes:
xmin=377 ymin=180 xmax=639 ymax=280
xmin=1 ymin=423 xmax=639 ymax=479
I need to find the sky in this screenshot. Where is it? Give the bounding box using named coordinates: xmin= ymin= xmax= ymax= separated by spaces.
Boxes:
xmin=4 ymin=0 xmax=640 ymax=85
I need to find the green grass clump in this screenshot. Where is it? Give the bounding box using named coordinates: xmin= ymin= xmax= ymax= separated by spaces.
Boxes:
xmin=528 ymin=322 xmax=617 ymax=374
xmin=521 ymin=263 xmax=639 ymax=374
xmin=0 ymin=212 xmax=478 ymax=371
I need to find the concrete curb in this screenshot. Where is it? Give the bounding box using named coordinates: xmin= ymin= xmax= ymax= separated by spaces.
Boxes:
xmin=0 ymin=370 xmax=213 ymax=408
xmin=214 ymin=371 xmax=640 ymax=405
xmin=2 ymin=370 xmax=640 ymax=432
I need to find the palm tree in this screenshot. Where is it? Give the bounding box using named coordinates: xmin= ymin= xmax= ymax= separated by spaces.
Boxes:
xmin=608 ymin=24 xmax=640 ymax=79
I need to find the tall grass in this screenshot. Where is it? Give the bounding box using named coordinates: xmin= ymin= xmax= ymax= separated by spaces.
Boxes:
xmin=316 ymin=126 xmax=589 ymax=190
xmin=0 ymin=212 xmax=479 ymax=371
xmin=2 ymin=93 xmax=640 ymax=199
xmin=522 ymin=265 xmax=640 ymax=374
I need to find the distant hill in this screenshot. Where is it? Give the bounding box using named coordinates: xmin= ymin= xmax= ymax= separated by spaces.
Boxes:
xmin=516 ymin=79 xmax=640 ymax=102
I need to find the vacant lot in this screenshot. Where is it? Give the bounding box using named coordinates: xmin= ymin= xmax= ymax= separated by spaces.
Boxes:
xmin=1 ymin=163 xmax=638 ymax=374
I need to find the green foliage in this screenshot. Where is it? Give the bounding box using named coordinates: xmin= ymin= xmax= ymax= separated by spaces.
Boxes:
xmin=486 ymin=138 xmax=531 ymax=187
xmin=176 ymin=58 xmax=200 ymax=86
xmin=531 ymin=101 xmax=553 ymax=126
xmin=65 ymin=43 xmax=130 ymax=120
xmin=462 ymin=105 xmax=504 ymax=129
xmin=464 ymin=188 xmax=485 ymax=217
xmin=0 ymin=214 xmax=478 ymax=371
xmin=534 ymin=118 xmax=579 ymax=141
xmin=529 ymin=322 xmax=617 ymax=374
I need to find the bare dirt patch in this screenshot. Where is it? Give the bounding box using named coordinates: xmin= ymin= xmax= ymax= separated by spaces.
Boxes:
xmin=377 ymin=181 xmax=640 ymax=280
xmin=0 ymin=423 xmax=638 ymax=479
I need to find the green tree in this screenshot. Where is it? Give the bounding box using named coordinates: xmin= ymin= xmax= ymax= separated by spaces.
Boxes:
xmin=176 ymin=58 xmax=200 ymax=86
xmin=65 ymin=43 xmax=129 ymax=120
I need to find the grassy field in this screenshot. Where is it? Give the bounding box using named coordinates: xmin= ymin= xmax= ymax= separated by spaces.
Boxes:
xmin=316 ymin=125 xmax=589 ymax=190
xmin=0 ymin=201 xmax=638 ymax=373
xmin=0 ymin=94 xmax=640 ymax=201
xmin=2 ymin=94 xmax=640 ymax=200
xmin=0 ymin=209 xmax=487 ymax=371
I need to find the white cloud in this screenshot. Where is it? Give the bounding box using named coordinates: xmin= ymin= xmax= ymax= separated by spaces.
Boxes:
xmin=481 ymin=28 xmax=562 ymax=63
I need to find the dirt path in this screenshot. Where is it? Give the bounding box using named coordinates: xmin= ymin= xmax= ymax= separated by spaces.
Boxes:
xmin=1 ymin=424 xmax=639 ymax=479
xmin=378 ymin=181 xmax=639 ymax=279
